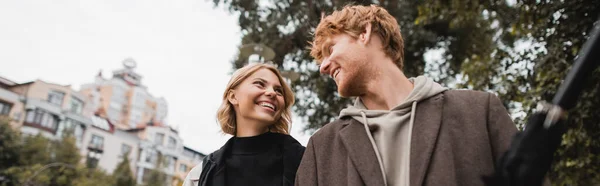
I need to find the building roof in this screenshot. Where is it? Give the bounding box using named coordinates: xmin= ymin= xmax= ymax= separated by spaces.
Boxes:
xmin=0 ymin=76 xmax=17 ymax=87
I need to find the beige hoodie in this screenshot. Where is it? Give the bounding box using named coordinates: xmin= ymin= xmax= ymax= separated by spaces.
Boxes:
xmin=339 ymin=76 xmax=447 ymax=186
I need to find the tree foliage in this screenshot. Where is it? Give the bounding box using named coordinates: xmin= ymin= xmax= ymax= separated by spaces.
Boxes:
xmin=0 ymin=119 xmax=118 ymax=186
xmin=417 ymin=0 xmax=600 ymax=184
xmin=0 ymin=117 xmax=22 ymax=186
xmin=146 ymin=153 xmax=168 ymax=186
xmin=114 ymin=153 xmax=136 ymax=186
xmin=214 ymin=0 xmax=600 ymax=185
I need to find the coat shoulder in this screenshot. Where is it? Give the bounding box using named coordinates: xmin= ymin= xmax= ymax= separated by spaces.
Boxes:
xmin=444 ymin=89 xmax=491 ymax=101
xmin=308 ymin=117 xmax=353 ymax=142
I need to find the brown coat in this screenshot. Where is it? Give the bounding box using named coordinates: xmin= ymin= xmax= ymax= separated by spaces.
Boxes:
xmin=295 ymin=90 xmax=519 ymax=186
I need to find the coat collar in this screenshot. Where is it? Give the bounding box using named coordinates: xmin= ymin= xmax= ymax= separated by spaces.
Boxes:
xmin=338 ymin=93 xmax=445 ymax=186
xmin=339 ymin=118 xmax=387 ymax=186
xmin=410 ymin=93 xmax=444 ymax=186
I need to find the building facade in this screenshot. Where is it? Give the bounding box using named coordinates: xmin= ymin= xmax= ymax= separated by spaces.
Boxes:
xmin=80 ymin=58 xmax=168 ymax=129
xmin=128 ymin=125 xmax=202 ymax=185
xmin=4 ymin=79 xmax=93 ymax=143
xmin=0 ymin=76 xmax=24 ymax=128
xmin=0 ymin=59 xmax=204 ymax=186
xmin=80 ymin=115 xmax=140 ymax=176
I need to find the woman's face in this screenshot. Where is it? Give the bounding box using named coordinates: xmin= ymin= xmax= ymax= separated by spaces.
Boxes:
xmin=230 ymin=68 xmax=286 ymax=128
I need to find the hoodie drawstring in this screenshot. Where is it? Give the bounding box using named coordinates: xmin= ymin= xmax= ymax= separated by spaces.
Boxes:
xmin=360 ymin=111 xmax=388 ymax=186
xmin=405 ymin=101 xmax=418 ymax=185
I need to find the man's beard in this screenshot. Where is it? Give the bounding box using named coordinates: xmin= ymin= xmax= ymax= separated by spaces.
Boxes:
xmin=337 ymin=64 xmax=370 ymax=98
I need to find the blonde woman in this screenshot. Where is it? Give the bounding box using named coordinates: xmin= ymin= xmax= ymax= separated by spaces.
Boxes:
xmin=184 ymin=63 xmax=305 ymax=186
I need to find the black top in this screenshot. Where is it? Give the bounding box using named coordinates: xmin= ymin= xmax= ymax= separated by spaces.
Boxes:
xmin=225 ymin=132 xmax=284 ymax=186
xmin=199 ymin=132 xmax=305 ymax=186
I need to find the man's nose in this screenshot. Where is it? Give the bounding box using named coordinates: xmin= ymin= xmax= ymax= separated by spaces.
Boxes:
xmin=319 ymin=58 xmax=331 ymax=75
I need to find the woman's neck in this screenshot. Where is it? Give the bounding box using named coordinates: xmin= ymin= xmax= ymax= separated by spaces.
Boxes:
xmin=235 ymin=122 xmax=269 ymax=137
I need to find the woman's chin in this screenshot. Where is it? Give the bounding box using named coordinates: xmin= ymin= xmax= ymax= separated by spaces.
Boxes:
xmin=257 ymin=116 xmax=276 ymax=124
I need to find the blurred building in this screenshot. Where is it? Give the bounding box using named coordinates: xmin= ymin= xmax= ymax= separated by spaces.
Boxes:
xmin=80 ymin=114 xmax=140 ymax=177
xmin=127 ymin=124 xmax=202 ymax=185
xmin=177 ymin=147 xmax=205 ymax=182
xmin=80 ymin=58 xmax=168 ymax=129
xmin=0 ymin=59 xmax=204 ymax=186
xmin=1 ymin=79 xmax=93 ymax=144
xmin=0 ymin=76 xmax=24 ymax=128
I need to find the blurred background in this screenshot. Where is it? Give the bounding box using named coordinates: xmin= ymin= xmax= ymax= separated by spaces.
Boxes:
xmin=0 ymin=0 xmax=598 ymax=185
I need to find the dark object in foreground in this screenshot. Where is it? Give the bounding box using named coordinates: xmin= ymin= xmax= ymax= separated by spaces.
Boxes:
xmin=484 ymin=19 xmax=600 ymax=186
xmin=484 ymin=111 xmax=566 ymax=186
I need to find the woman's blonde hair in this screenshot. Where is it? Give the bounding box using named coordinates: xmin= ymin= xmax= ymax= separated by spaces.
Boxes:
xmin=217 ymin=63 xmax=295 ymax=135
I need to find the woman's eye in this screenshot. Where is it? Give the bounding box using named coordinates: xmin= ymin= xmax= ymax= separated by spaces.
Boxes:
xmin=254 ymin=81 xmax=265 ymax=87
xmin=275 ymin=89 xmax=284 ymax=95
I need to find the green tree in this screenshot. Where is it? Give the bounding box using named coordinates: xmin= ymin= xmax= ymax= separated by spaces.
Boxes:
xmin=2 ymin=129 xmax=84 ymax=186
xmin=49 ymin=133 xmax=81 ymax=186
xmin=113 ymin=153 xmax=136 ymax=186
xmin=72 ymin=167 xmax=116 ymax=186
xmin=0 ymin=117 xmax=22 ymax=186
xmin=19 ymin=134 xmax=52 ymax=165
xmin=146 ymin=153 xmax=168 ymax=186
xmin=215 ymin=0 xmax=600 ymax=185
xmin=212 ymin=0 xmax=495 ymax=132
xmin=5 ymin=134 xmax=55 ymax=186
xmin=416 ymin=0 xmax=600 ymax=184
xmin=0 ymin=119 xmax=122 ymax=186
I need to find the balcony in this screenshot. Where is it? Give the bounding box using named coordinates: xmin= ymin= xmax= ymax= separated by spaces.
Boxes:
xmin=22 ymin=122 xmax=57 ymax=134
xmin=87 ymin=143 xmax=104 ymax=152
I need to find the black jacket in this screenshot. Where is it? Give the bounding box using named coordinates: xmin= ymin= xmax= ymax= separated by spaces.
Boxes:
xmin=197 ymin=133 xmax=305 ymax=186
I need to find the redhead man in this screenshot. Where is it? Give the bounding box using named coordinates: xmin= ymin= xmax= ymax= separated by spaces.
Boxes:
xmin=295 ymin=4 xmax=518 ymax=186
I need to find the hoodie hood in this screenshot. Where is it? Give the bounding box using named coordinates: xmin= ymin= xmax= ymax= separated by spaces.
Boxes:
xmin=337 ymin=75 xmax=447 ymax=186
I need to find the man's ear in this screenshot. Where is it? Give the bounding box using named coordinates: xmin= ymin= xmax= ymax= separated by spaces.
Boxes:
xmin=360 ymin=23 xmax=373 ymax=45
xmin=227 ymin=90 xmax=238 ymax=105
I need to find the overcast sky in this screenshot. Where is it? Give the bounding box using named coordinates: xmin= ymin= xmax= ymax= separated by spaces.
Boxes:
xmin=0 ymin=0 xmax=311 ymax=154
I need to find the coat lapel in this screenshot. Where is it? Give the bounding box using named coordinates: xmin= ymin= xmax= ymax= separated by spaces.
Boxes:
xmin=339 ymin=119 xmax=386 ymax=186
xmin=410 ymin=93 xmax=445 ymax=186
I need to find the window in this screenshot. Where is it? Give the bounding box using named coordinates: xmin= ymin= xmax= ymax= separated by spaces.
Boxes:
xmin=86 ymin=151 xmax=102 ymax=168
xmin=165 ymin=156 xmax=176 ymax=171
xmin=69 ymin=97 xmax=84 ymax=114
xmin=121 ymin=144 xmax=132 ymax=157
xmin=110 ymin=86 xmax=127 ymax=105
xmin=167 ymin=137 xmax=176 ymax=149
xmin=63 ymin=119 xmax=85 ymax=143
xmin=107 ymin=108 xmax=121 ymax=122
xmin=179 ymin=164 xmax=188 ymax=172
xmin=0 ymin=101 xmax=11 ymax=115
xmin=25 ymin=109 xmax=59 ymax=131
xmin=74 ymin=124 xmax=84 ymax=145
xmin=89 ymin=134 xmax=104 ymax=150
xmin=154 ymin=133 xmax=164 ymax=145
xmin=47 ymin=90 xmax=65 ymax=106
xmin=134 ymin=92 xmax=146 ymax=107
xmin=144 ymin=149 xmax=157 ymax=164
xmin=144 ymin=150 xmax=152 ymax=163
